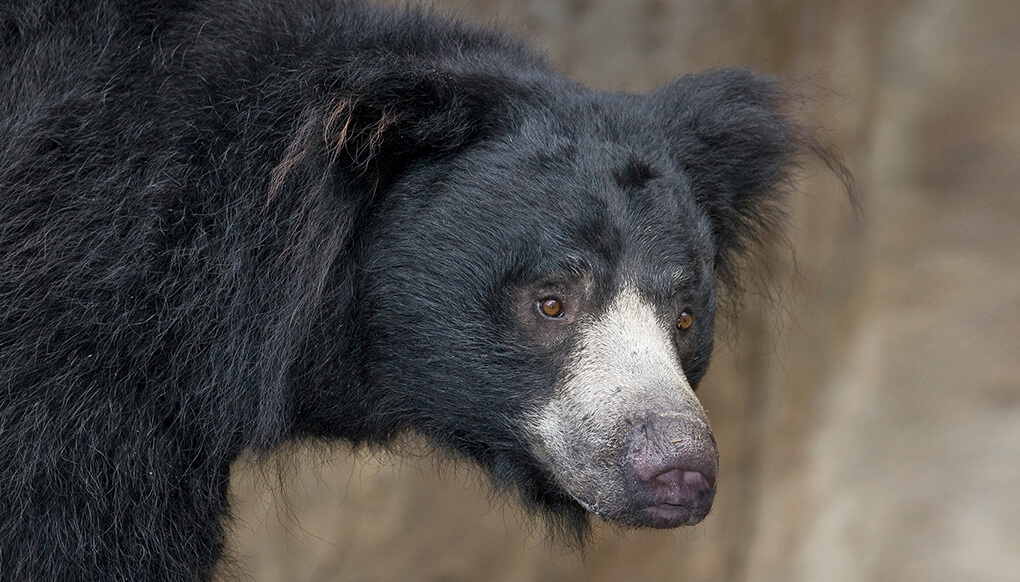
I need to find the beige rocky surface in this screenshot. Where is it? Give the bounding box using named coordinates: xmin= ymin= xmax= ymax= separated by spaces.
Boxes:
xmin=223 ymin=1 xmax=1020 ymax=580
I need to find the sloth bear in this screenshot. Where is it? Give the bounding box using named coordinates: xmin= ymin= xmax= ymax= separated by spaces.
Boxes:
xmin=0 ymin=0 xmax=845 ymax=579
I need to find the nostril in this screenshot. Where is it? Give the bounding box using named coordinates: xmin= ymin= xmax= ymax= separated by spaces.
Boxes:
xmin=653 ymin=468 xmax=714 ymax=492
xmin=685 ymin=469 xmax=713 ymax=490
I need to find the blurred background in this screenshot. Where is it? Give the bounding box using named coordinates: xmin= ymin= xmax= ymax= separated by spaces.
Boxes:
xmin=223 ymin=1 xmax=1020 ymax=580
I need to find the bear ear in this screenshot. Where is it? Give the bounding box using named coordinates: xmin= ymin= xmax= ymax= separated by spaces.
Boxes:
xmin=652 ymin=69 xmax=850 ymax=287
xmin=269 ymin=56 xmax=518 ymax=198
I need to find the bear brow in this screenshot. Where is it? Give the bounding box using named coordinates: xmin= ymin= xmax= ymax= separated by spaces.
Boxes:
xmin=614 ymin=157 xmax=659 ymax=190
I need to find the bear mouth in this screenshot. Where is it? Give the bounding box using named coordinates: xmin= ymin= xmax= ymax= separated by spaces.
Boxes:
xmin=565 ymin=486 xmax=715 ymax=529
xmin=637 ymin=496 xmax=715 ymax=528
xmin=645 ymin=503 xmax=696 ymax=524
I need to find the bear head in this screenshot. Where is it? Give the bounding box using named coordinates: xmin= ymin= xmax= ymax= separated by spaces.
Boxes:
xmin=281 ymin=54 xmax=838 ymax=536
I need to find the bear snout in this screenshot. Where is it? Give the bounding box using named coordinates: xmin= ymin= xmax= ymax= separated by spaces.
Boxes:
xmin=529 ymin=284 xmax=721 ymax=529
xmin=624 ymin=412 xmax=719 ymax=527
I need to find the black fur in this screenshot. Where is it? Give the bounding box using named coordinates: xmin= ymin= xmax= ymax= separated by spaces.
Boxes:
xmin=0 ymin=1 xmax=843 ymax=579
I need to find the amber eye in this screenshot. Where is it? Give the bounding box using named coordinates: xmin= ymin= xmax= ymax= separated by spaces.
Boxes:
xmin=538 ymin=297 xmax=564 ymax=318
xmin=677 ymin=311 xmax=694 ymax=331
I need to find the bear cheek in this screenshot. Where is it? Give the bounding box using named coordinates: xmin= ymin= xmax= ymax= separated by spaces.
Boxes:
xmin=526 ymin=287 xmax=719 ymax=528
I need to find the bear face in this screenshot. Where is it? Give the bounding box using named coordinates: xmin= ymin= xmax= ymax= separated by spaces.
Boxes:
xmin=348 ymin=77 xmax=799 ymax=529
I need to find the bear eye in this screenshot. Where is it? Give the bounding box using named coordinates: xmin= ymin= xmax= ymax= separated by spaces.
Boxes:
xmin=538 ymin=297 xmax=564 ymax=318
xmin=677 ymin=310 xmax=694 ymax=331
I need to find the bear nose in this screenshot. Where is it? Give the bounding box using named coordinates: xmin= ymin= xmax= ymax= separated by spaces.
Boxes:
xmin=626 ymin=412 xmax=718 ymax=526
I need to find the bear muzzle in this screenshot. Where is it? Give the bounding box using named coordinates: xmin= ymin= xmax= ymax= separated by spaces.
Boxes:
xmin=531 ymin=398 xmax=719 ymax=529
xmin=529 ymin=284 xmax=719 ymax=528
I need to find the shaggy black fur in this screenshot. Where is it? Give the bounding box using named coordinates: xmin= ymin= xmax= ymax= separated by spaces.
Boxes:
xmin=0 ymin=1 xmax=846 ymax=579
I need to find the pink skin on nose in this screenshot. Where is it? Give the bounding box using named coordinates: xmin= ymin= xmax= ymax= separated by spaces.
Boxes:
xmin=651 ymin=468 xmax=713 ymax=505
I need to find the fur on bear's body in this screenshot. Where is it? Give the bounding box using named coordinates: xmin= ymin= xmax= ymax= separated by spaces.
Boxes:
xmin=0 ymin=1 xmax=843 ymax=580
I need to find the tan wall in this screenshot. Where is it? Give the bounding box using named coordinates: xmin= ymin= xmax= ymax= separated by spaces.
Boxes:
xmin=224 ymin=1 xmax=1020 ymax=580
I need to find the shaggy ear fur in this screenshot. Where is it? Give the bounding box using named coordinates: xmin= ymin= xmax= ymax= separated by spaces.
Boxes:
xmin=653 ymin=69 xmax=849 ymax=289
xmin=269 ymin=58 xmax=517 ymax=199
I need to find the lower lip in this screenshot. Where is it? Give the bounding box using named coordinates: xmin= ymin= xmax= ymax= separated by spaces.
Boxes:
xmin=644 ymin=503 xmax=694 ymax=524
